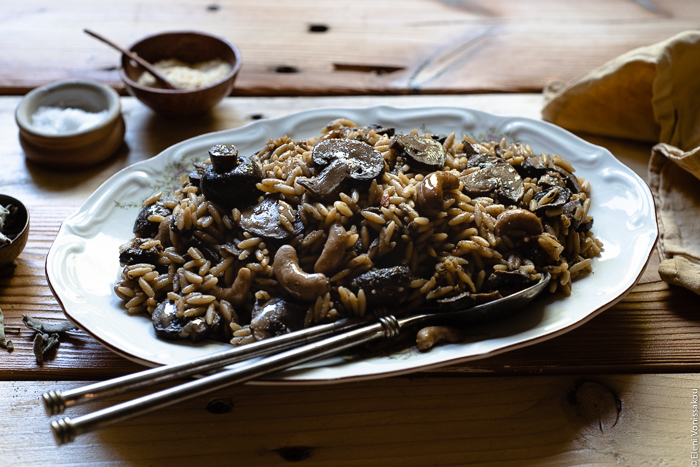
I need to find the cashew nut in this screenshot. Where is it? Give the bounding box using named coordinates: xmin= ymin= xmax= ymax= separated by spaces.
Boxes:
xmin=314 ymin=223 xmax=349 ymax=275
xmin=274 ymin=245 xmax=330 ymax=301
xmin=416 ymin=171 xmax=460 ymax=216
xmin=211 ymin=267 xmax=253 ymax=307
xmin=416 ymin=326 xmax=463 ymax=351
xmin=494 ymin=208 xmax=543 ymax=237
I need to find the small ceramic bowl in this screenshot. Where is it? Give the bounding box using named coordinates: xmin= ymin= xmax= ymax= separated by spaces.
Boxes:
xmin=15 ymin=80 xmax=125 ymax=169
xmin=119 ymin=31 xmax=241 ymax=118
xmin=0 ymin=194 xmax=29 ymax=267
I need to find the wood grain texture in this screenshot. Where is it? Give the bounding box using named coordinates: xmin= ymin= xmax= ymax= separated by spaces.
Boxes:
xmin=0 ymin=375 xmax=695 ymax=465
xmin=1 ymin=0 xmax=698 ymax=95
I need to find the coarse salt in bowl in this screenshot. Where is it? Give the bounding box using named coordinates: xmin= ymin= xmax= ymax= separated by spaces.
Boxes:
xmin=15 ymin=79 xmax=125 ymax=169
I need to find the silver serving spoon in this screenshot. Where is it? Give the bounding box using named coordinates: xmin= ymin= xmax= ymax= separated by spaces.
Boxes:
xmin=48 ymin=272 xmax=549 ymax=445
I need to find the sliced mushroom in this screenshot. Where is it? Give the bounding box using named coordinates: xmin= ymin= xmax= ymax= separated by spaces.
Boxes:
xmin=437 ymin=290 xmax=503 ymax=311
xmin=578 ymin=218 xmax=594 ymax=233
xmin=494 ymin=209 xmax=543 ymax=237
xmin=460 ymin=155 xmax=524 ymax=204
xmin=484 ymin=270 xmax=536 ymax=297
xmin=537 ymin=171 xmax=567 ymax=190
xmin=250 ymin=298 xmax=307 ymax=340
xmin=188 ymin=169 xmax=202 ymax=186
xmin=350 ymin=265 xmax=412 ymax=306
xmin=550 ymin=164 xmax=582 ymax=194
xmin=520 ymin=242 xmax=555 ymax=267
xmin=199 ymin=144 xmax=263 ymax=209
xmin=462 ymin=140 xmax=478 ymax=156
xmin=516 ymin=153 xmax=551 ymax=178
xmin=239 ymin=197 xmax=304 ymax=240
xmin=562 ymin=198 xmax=583 ymax=230
xmin=152 ymin=300 xmax=213 ymax=343
xmin=416 ymin=171 xmax=460 ymax=216
xmin=133 ymin=202 xmax=172 ymax=237
xmin=297 ymin=159 xmax=352 ymax=201
xmin=311 ymin=138 xmax=384 ymax=180
xmin=186 ymin=237 xmax=223 ymax=264
xmin=389 ymin=133 xmax=447 ymax=168
xmin=356 ymin=124 xmax=395 ymax=137
xmin=299 ymin=139 xmax=384 ymax=201
xmin=533 ymin=186 xmax=571 ymax=216
xmin=118 ymin=237 xmax=163 ymax=266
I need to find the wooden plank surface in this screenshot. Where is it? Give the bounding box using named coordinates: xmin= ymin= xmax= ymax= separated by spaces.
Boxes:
xmin=1 ymin=94 xmax=697 ymax=380
xmin=1 ymin=0 xmax=699 ymax=95
xmin=1 ymin=375 xmax=695 ymax=465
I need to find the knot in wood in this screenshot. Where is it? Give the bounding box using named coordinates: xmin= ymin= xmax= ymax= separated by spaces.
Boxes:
xmin=572 ymin=380 xmax=620 ymax=433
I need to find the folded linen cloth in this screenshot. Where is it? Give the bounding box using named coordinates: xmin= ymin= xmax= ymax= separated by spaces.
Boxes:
xmin=542 ymin=31 xmax=700 ymax=294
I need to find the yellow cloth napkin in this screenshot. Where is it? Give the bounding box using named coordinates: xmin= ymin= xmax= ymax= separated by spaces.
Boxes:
xmin=542 ymin=31 xmax=700 ymax=294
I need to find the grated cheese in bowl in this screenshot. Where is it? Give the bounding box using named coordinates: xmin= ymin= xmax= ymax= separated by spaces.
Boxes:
xmin=137 ymin=58 xmax=233 ymax=90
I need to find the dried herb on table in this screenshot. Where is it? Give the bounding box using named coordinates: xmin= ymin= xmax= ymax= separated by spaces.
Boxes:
xmin=32 ymin=333 xmax=60 ymax=364
xmin=0 ymin=307 xmax=13 ymax=352
xmin=22 ymin=314 xmax=77 ymax=364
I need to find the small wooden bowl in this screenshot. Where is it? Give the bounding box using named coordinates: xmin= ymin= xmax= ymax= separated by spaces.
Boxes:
xmin=0 ymin=195 xmax=29 ymax=267
xmin=119 ymin=31 xmax=241 ymax=118
xmin=15 ymin=80 xmax=124 ymax=169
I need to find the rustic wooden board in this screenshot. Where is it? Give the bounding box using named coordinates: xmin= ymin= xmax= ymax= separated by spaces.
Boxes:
xmin=1 ymin=0 xmax=698 ymax=95
xmin=1 ymin=375 xmax=695 ymax=465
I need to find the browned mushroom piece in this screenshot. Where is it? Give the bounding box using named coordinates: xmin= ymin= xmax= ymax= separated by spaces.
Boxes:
xmin=460 ymin=155 xmax=524 ymax=204
xmin=133 ymin=201 xmax=172 ymax=237
xmin=350 ymin=265 xmax=412 ymax=307
xmin=537 ymin=171 xmax=567 ymax=190
xmin=298 ymin=139 xmax=384 ymax=201
xmin=199 ymin=144 xmax=263 ymax=209
xmin=239 ymin=198 xmax=304 ymax=240
xmin=562 ymin=198 xmax=583 ymax=230
xmin=389 ymin=133 xmax=447 ymax=168
xmin=355 ymin=124 xmax=395 ymax=137
xmin=436 ymin=289 xmax=503 ymax=311
xmin=118 ymin=237 xmax=163 ymax=265
xmin=550 ymin=164 xmax=582 ymax=194
xmin=516 ymin=153 xmax=551 ymax=178
xmin=250 ymin=297 xmax=307 ymax=340
xmin=533 ymin=186 xmax=572 ymax=216
xmin=311 ymin=138 xmax=384 ymax=180
xmin=152 ymin=300 xmax=218 ymax=343
xmin=494 ymin=209 xmax=543 ymax=237
xmin=484 ymin=270 xmax=537 ymax=296
xmin=416 ymin=171 xmax=460 ymax=216
xmin=296 ymin=159 xmax=352 ymax=201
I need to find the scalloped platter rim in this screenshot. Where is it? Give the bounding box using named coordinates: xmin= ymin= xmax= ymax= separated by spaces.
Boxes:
xmin=46 ymin=106 xmax=658 ymax=384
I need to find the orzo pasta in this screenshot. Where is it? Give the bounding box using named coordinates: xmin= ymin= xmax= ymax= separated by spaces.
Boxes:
xmin=115 ymin=119 xmax=602 ymax=346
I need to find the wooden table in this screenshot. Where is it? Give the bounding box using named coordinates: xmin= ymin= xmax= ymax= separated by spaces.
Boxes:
xmin=2 ymin=2 xmax=699 ymax=465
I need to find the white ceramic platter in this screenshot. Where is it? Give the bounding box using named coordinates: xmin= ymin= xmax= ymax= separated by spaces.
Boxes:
xmin=46 ymin=106 xmax=658 ymax=384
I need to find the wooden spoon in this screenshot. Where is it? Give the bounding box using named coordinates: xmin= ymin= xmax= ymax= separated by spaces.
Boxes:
xmin=84 ymin=29 xmax=177 ymax=90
